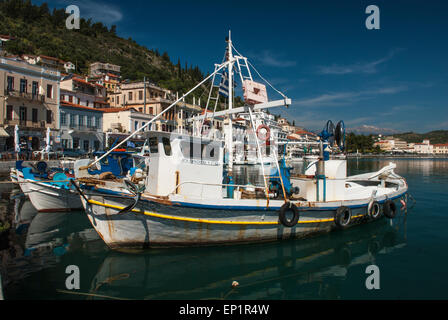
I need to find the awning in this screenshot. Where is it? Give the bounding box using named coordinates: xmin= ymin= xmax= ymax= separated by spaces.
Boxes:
xmin=0 ymin=127 xmax=9 ymax=137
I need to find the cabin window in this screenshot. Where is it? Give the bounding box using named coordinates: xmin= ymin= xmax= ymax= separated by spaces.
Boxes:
xmin=162 ymin=137 xmax=172 ymax=156
xmin=179 ymin=140 xmax=219 ymax=161
xmin=148 ymin=137 xmax=158 ymax=153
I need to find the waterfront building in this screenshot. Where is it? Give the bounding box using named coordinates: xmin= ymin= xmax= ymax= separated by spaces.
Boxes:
xmin=433 ymin=143 xmax=448 ymax=154
xmin=413 ymin=139 xmax=434 ymax=154
xmin=102 ymin=106 xmax=154 ymax=134
xmin=374 ymin=138 xmax=408 ymax=152
xmin=109 ymin=81 xmax=201 ymax=133
xmin=59 ymin=101 xmax=104 ymax=152
xmin=0 ymin=56 xmax=60 ymax=151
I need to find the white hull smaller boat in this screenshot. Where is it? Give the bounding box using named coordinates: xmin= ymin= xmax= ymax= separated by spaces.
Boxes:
xmin=16 ymin=164 xmax=82 ymax=212
xmin=24 ymin=179 xmax=82 ymax=212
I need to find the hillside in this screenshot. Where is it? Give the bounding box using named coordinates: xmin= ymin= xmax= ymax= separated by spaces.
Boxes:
xmin=393 ymin=130 xmax=448 ymax=145
xmin=0 ymin=0 xmax=214 ymax=105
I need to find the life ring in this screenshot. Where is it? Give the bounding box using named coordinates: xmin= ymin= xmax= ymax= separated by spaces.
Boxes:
xmin=383 ymin=199 xmax=397 ymax=219
xmin=279 ymin=202 xmax=300 ymax=227
xmin=334 ymin=206 xmax=351 ymax=228
xmin=256 ymin=124 xmax=270 ymax=142
xmin=368 ymin=201 xmax=381 ymax=220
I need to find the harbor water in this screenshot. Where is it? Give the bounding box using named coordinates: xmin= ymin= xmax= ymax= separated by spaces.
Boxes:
xmin=0 ymin=158 xmax=447 ymax=300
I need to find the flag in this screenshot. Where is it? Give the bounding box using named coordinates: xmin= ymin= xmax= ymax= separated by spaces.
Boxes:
xmin=218 ymin=71 xmax=229 ymax=97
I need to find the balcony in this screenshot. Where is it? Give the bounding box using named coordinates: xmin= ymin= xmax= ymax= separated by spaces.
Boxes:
xmin=4 ymin=119 xmax=47 ymax=129
xmin=67 ymin=124 xmax=99 ymax=132
xmin=6 ymin=89 xmax=45 ymax=103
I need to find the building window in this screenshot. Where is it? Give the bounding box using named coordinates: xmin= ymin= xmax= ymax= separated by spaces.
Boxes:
xmin=46 ymin=84 xmax=53 ymax=99
xmin=70 ymin=114 xmax=76 ymax=127
xmin=139 ymin=90 xmax=143 ymax=100
xmin=83 ymin=140 xmax=89 ymax=151
xmin=32 ymin=108 xmax=38 ymax=123
xmin=87 ymin=116 xmax=92 ymax=128
xmin=96 ymin=117 xmax=101 ymax=130
xmin=94 ymin=140 xmax=100 ymax=151
xmin=69 ymin=95 xmax=73 ymax=103
xmin=134 ymin=121 xmax=138 ymax=131
xmin=60 ymin=113 xmax=67 ymax=126
xmin=116 ymin=96 xmax=119 ymax=105
xmin=6 ymin=105 xmax=13 ymax=121
xmin=46 ymin=110 xmax=52 ymax=124
xmin=32 ymin=81 xmax=38 ymax=96
xmin=79 ymin=114 xmax=84 ymax=127
xmin=128 ymin=92 xmax=133 ymax=101
xmin=7 ymin=76 xmax=14 ymax=91
xmin=20 ymin=79 xmax=27 ymax=93
xmin=19 ymin=107 xmax=27 ymax=122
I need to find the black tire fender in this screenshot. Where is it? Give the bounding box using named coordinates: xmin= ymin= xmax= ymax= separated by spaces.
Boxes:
xmin=383 ymin=199 xmax=397 ymax=219
xmin=334 ymin=206 xmax=352 ymax=228
xmin=279 ymin=202 xmax=300 ymax=227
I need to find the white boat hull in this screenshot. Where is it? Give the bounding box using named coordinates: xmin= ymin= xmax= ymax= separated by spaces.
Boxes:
xmin=20 ymin=179 xmax=83 ymax=212
xmin=80 ymin=180 xmax=407 ymax=249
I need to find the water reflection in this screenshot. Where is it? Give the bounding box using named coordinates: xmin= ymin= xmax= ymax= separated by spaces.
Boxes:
xmin=1 ymin=191 xmax=103 ymax=291
xmin=85 ymin=216 xmax=407 ymax=300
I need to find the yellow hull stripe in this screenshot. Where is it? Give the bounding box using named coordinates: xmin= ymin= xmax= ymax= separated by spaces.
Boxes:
xmin=88 ymin=199 xmax=366 ymax=226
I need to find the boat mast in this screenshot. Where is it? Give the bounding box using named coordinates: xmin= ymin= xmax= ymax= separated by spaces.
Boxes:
xmin=227 ymin=30 xmax=234 ymax=173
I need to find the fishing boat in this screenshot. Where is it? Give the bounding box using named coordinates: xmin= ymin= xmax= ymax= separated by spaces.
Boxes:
xmin=16 ymin=162 xmax=82 ymax=212
xmin=73 ymin=33 xmax=409 ymax=250
xmin=16 ymin=150 xmax=143 ymax=212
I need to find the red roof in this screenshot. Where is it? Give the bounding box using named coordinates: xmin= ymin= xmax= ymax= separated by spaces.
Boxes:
xmin=295 ymin=129 xmax=315 ymax=136
xmin=39 ymin=55 xmax=65 ymax=64
xmin=73 ymin=77 xmax=96 ymax=87
xmin=99 ymin=106 xmax=137 ymax=113
xmin=0 ymin=34 xmax=15 ymax=40
xmin=434 ymin=143 xmax=448 ymax=147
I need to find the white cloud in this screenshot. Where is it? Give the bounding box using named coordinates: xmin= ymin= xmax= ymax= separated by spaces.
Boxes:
xmin=292 ymin=86 xmax=408 ymax=108
xmin=255 ymin=50 xmax=296 ymax=68
xmin=316 ymin=49 xmax=402 ymax=75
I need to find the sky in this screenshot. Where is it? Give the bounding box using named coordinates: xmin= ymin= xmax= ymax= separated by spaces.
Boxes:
xmin=33 ymin=0 xmax=448 ymax=133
